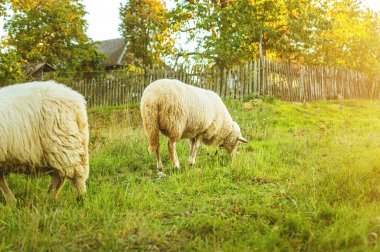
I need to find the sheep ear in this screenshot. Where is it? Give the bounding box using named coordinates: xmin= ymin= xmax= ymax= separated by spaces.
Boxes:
xmin=237 ymin=136 xmax=248 ymax=144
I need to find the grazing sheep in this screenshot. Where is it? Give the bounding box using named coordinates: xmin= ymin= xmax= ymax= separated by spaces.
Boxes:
xmin=141 ymin=79 xmax=247 ymax=170
xmin=0 ymin=81 xmax=89 ymax=203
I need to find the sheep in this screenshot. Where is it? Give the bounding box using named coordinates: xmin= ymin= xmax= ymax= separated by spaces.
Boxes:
xmin=0 ymin=81 xmax=89 ymax=203
xmin=140 ymin=79 xmax=248 ymax=171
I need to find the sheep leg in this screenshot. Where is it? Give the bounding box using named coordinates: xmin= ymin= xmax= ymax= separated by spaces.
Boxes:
xmin=189 ymin=139 xmax=195 ymax=156
xmin=0 ymin=173 xmax=17 ymax=203
xmin=71 ymin=175 xmax=87 ymax=200
xmin=148 ymin=135 xmax=163 ymax=171
xmin=168 ymin=139 xmax=180 ymax=169
xmin=188 ymin=138 xmax=200 ymax=166
xmin=155 ymin=148 xmax=163 ymax=171
xmin=48 ymin=172 xmax=66 ymax=199
xmin=188 ymin=138 xmax=195 ymax=165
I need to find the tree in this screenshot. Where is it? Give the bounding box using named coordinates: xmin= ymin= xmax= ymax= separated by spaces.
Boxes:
xmin=0 ymin=1 xmax=5 ymax=16
xmin=306 ymin=0 xmax=380 ymax=75
xmin=0 ymin=0 xmax=22 ymax=85
xmin=170 ymin=0 xmax=318 ymax=67
xmin=119 ymin=0 xmax=174 ymax=67
xmin=3 ymin=0 xmax=103 ymax=76
xmin=0 ymin=49 xmax=24 ymax=85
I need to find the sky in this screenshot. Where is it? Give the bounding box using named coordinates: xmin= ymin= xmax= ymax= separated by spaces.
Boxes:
xmin=362 ymin=0 xmax=380 ymax=11
xmin=85 ymin=0 xmax=380 ymax=41
xmin=84 ymin=0 xmax=126 ymax=41
xmin=0 ymin=0 xmax=379 ymax=42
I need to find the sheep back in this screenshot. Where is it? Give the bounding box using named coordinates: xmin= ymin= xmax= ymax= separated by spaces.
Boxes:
xmin=0 ymin=81 xmax=89 ymax=180
xmin=141 ymin=79 xmax=233 ymax=144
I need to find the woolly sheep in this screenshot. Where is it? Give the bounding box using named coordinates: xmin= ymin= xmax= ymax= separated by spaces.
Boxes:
xmin=0 ymin=81 xmax=89 ymax=203
xmin=140 ymin=79 xmax=247 ymax=170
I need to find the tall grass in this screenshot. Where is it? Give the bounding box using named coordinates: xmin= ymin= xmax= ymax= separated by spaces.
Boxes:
xmin=1 ymin=100 xmax=380 ymax=251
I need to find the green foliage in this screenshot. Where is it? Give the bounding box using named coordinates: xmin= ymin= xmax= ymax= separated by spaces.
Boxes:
xmin=2 ymin=0 xmax=379 ymax=82
xmin=306 ymin=0 xmax=380 ymax=75
xmin=170 ymin=0 xmax=320 ymax=67
xmin=169 ymin=0 xmax=380 ymax=76
xmin=1 ymin=100 xmax=380 ymax=250
xmin=119 ymin=0 xmax=175 ymax=67
xmin=0 ymin=0 xmax=6 ymax=16
xmin=2 ymin=0 xmax=104 ymax=80
xmin=0 ymin=49 xmax=25 ymax=85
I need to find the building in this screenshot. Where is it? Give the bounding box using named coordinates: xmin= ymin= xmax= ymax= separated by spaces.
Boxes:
xmin=96 ymin=38 xmax=127 ymax=70
xmin=23 ymin=62 xmax=56 ymax=80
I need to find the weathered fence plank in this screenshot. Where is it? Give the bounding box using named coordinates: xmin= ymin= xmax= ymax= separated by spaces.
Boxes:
xmin=67 ymin=57 xmax=379 ymax=107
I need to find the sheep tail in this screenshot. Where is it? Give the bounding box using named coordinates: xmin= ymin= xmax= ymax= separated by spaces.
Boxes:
xmin=141 ymin=104 xmax=160 ymax=153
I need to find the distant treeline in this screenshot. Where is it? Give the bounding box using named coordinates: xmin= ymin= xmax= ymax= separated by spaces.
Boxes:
xmin=1 ymin=0 xmax=379 ymax=85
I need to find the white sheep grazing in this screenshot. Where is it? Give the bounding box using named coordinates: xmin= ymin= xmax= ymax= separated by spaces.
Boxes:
xmin=140 ymin=79 xmax=247 ymax=170
xmin=0 ymin=81 xmax=89 ymax=203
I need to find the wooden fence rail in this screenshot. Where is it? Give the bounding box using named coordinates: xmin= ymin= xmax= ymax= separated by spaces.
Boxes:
xmin=68 ymin=57 xmax=380 ymax=107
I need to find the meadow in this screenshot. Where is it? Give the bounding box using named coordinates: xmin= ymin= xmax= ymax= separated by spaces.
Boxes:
xmin=1 ymin=99 xmax=380 ymax=251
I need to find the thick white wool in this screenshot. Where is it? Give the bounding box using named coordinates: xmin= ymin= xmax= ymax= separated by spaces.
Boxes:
xmin=141 ymin=79 xmax=245 ymax=155
xmin=0 ymin=80 xmax=89 ymax=183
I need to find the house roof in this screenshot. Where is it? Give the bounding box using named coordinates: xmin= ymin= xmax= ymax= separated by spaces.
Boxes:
xmin=23 ymin=62 xmax=56 ymax=76
xmin=96 ymin=38 xmax=127 ymax=68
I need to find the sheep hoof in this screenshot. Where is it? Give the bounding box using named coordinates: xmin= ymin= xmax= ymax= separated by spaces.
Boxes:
xmin=157 ymin=171 xmax=166 ymax=179
xmin=174 ymin=162 xmax=180 ymax=169
xmin=188 ymin=159 xmax=195 ymax=166
xmin=156 ymin=162 xmax=163 ymax=170
xmin=188 ymin=158 xmax=196 ymax=166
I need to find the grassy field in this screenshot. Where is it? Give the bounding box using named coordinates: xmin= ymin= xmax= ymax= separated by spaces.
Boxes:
xmin=1 ymin=99 xmax=380 ymax=251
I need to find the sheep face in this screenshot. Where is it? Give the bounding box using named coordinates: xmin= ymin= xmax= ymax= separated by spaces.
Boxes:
xmin=220 ymin=122 xmax=248 ymax=155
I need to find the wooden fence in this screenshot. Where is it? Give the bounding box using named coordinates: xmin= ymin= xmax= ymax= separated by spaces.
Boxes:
xmin=68 ymin=57 xmax=380 ymax=107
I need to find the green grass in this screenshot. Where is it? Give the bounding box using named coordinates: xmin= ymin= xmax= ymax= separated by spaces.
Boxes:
xmin=1 ymin=99 xmax=380 ymax=251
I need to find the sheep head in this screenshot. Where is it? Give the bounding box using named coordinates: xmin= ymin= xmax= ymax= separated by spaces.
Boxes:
xmin=220 ymin=122 xmax=248 ymax=155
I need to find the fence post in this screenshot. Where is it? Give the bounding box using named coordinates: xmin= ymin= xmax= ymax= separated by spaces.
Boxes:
xmin=67 ymin=61 xmax=377 ymax=107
